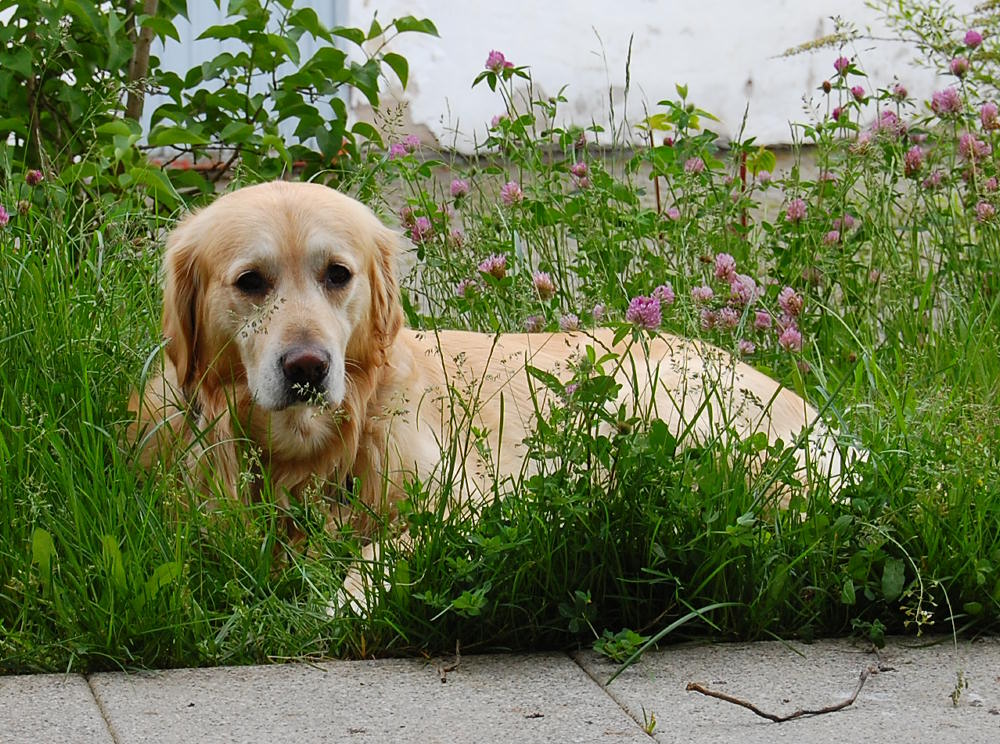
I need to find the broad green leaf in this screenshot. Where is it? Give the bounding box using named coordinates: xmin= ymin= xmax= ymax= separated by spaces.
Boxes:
xmin=31 ymin=528 xmax=55 ymax=596
xmin=351 ymin=121 xmax=382 ymax=145
xmin=198 ymin=23 xmax=242 ymax=41
xmin=307 ymin=46 xmax=346 ymax=73
xmin=167 ymin=168 xmax=214 ymax=194
xmin=131 ymin=165 xmax=180 ymax=207
xmin=841 ymin=578 xmax=857 ymax=605
xmin=525 ymin=365 xmax=563 ymax=393
xmin=833 ymin=514 xmax=853 ymax=531
xmin=393 ymin=16 xmax=439 ymax=36
xmin=641 ymin=113 xmax=671 ymax=132
xmin=963 ymin=601 xmax=984 ymax=616
xmin=613 ymin=325 xmax=632 ymax=346
xmin=451 ymin=588 xmax=486 ymax=616
xmin=100 ymin=535 xmax=128 ymax=592
xmin=219 ymin=121 xmax=255 ymax=143
xmin=266 ymin=33 xmax=299 ymax=64
xmin=140 ymin=15 xmax=181 ymax=42
xmin=383 ymin=52 xmax=409 ymax=88
xmin=331 ymin=26 xmax=366 ymax=46
xmin=148 ymin=125 xmax=210 ymax=147
xmin=0 ymin=48 xmax=33 ymax=78
xmin=287 ymin=8 xmax=330 ymax=41
xmin=350 ymin=59 xmax=381 ymax=106
xmin=882 ymin=558 xmax=905 ymax=602
xmin=139 ymin=561 xmax=182 ymax=607
xmin=64 ymin=0 xmax=101 ymax=32
xmin=113 ymin=133 xmax=141 ymax=161
xmin=260 ymin=133 xmax=292 ymax=166
xmin=746 ymin=147 xmax=777 ymax=176
xmin=0 ymin=116 xmax=28 ymax=136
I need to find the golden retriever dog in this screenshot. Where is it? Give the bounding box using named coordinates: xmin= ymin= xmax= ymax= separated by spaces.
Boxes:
xmin=131 ymin=181 xmax=854 ymax=608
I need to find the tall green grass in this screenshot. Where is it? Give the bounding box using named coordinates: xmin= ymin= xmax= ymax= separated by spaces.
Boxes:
xmin=3 ymin=31 xmax=1000 ymax=673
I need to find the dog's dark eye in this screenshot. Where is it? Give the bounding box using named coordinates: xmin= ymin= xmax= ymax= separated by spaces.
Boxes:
xmin=324 ymin=263 xmax=352 ymax=290
xmin=235 ymin=270 xmax=270 ymax=296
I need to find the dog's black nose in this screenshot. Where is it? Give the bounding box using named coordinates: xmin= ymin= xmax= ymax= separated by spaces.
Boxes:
xmin=280 ymin=348 xmax=330 ymax=399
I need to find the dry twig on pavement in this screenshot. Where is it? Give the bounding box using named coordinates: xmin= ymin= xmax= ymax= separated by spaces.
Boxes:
xmin=437 ymin=640 xmax=461 ymax=683
xmin=685 ymin=666 xmax=873 ymax=723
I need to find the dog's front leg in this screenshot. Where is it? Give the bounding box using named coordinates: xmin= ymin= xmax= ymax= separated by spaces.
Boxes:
xmin=330 ymin=531 xmax=415 ymax=616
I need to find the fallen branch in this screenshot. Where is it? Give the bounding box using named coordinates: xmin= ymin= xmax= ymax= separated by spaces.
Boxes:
xmin=685 ymin=666 xmax=873 ymax=723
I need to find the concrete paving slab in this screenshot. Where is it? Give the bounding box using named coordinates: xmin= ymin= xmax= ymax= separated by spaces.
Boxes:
xmin=0 ymin=673 xmax=114 ymax=744
xmin=575 ymin=637 xmax=1000 ymax=743
xmin=89 ymin=652 xmax=648 ymax=743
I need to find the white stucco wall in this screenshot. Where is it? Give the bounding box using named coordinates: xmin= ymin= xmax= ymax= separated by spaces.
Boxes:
xmin=346 ymin=0 xmax=978 ymax=151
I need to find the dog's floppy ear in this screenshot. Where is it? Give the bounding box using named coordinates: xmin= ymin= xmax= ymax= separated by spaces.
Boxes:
xmin=369 ymin=223 xmax=404 ymax=364
xmin=161 ymin=218 xmax=202 ymax=397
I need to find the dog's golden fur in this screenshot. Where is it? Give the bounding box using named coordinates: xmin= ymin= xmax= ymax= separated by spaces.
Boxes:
xmin=131 ymin=181 xmax=851 ymax=599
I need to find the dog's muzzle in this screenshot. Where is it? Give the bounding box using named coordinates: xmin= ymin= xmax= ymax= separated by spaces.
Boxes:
xmin=280 ymin=346 xmax=331 ymax=403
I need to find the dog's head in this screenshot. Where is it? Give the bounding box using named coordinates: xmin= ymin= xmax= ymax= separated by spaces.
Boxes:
xmin=161 ymin=181 xmax=403 ymax=423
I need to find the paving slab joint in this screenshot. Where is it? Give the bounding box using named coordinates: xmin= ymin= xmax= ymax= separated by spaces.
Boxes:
xmin=566 ymin=651 xmax=654 ymax=738
xmin=86 ymin=675 xmax=124 ymax=744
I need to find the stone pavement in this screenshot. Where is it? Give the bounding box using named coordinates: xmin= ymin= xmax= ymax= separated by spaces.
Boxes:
xmin=2 ymin=637 xmax=998 ymax=743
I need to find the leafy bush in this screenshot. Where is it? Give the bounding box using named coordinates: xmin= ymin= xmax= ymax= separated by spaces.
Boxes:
xmin=0 ymin=0 xmax=177 ymax=169
xmin=146 ymin=1 xmax=437 ymax=196
xmin=0 ymin=0 xmax=186 ymax=202
xmin=0 ymin=0 xmax=436 ymax=208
